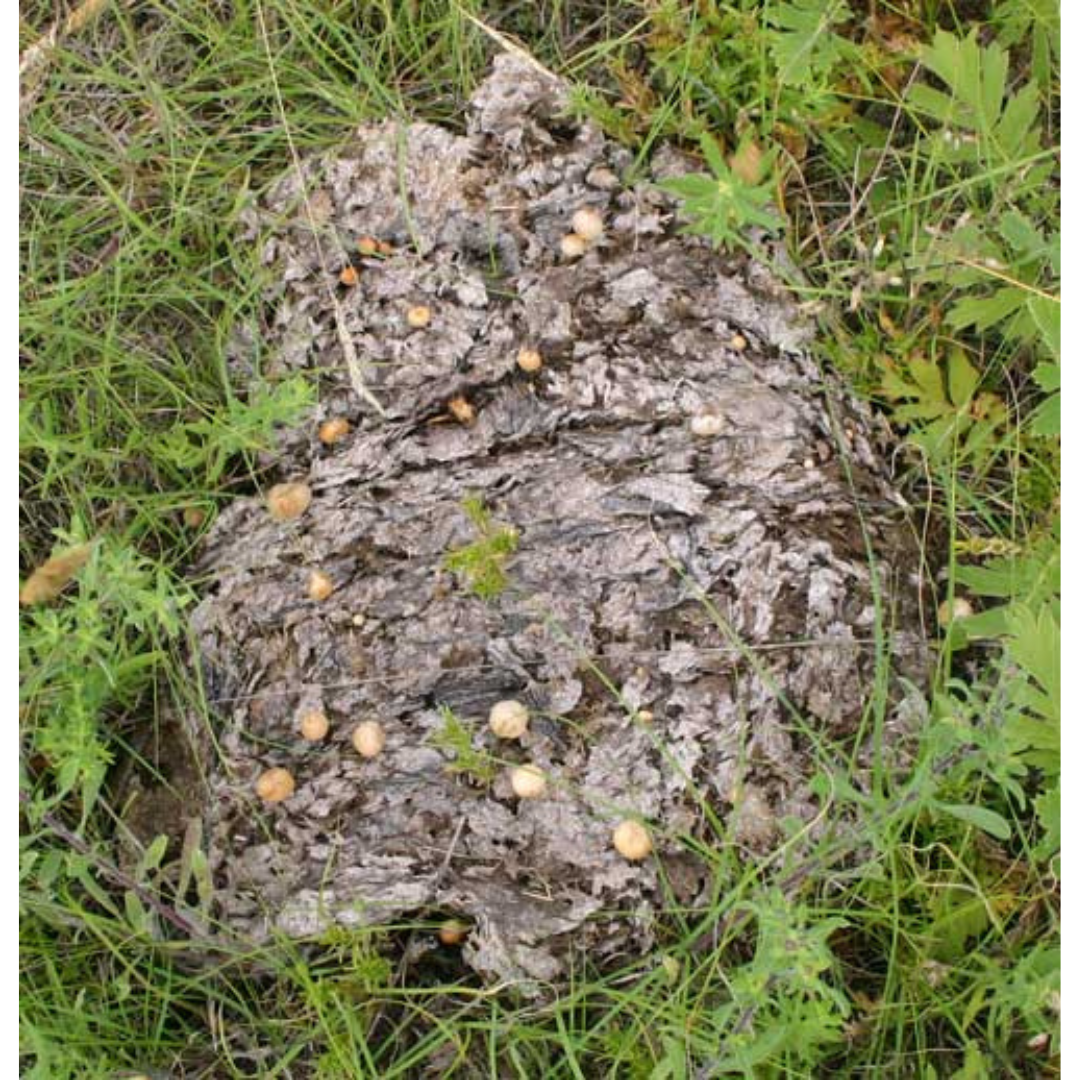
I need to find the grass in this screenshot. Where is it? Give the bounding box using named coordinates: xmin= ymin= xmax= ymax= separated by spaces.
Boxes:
xmin=20 ymin=1 xmax=1059 ymax=1076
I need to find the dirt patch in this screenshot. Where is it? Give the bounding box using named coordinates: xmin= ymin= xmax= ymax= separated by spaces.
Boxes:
xmin=182 ymin=55 xmax=930 ymax=988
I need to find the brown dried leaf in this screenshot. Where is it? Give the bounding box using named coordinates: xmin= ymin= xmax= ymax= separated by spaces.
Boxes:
xmin=729 ymin=138 xmax=765 ymax=186
xmin=19 ymin=542 xmax=94 ymax=606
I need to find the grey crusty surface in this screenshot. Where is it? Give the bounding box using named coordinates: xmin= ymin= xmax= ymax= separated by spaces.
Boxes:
xmin=188 ymin=55 xmax=930 ymax=986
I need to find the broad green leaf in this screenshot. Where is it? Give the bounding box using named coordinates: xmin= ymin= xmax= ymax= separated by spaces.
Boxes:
xmin=1032 ymin=362 xmax=1060 ymax=393
xmin=934 ymin=800 xmax=1012 ymax=840
xmin=947 ymin=286 xmax=1027 ymax=333
xmin=947 ymin=349 xmax=980 ymax=408
xmin=955 ymin=1042 xmax=990 ymax=1080
xmin=1029 ymin=393 xmax=1060 ymax=437
xmin=908 ymin=84 xmax=955 ymax=125
xmin=1028 ymin=296 xmax=1061 ymax=360
xmin=138 ymin=833 xmax=170 ymax=877
xmin=124 ymin=890 xmax=152 ymax=936
xmin=909 ymin=355 xmax=946 ymax=402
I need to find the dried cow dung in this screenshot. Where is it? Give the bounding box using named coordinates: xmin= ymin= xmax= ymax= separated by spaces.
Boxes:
xmin=187 ymin=56 xmax=931 ymax=986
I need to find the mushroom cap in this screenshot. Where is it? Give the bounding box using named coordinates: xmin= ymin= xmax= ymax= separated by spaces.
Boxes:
xmin=937 ymin=597 xmax=974 ymax=624
xmin=438 ymin=920 xmax=469 ymax=945
xmin=612 ymin=819 xmax=652 ymax=861
xmin=448 ymin=396 xmax=475 ymax=424
xmin=255 ymin=767 xmax=296 ymax=803
xmin=571 ymin=206 xmax=604 ymax=242
xmin=559 ymin=233 xmax=588 ymax=259
xmin=267 ymin=482 xmax=312 ymax=522
xmin=318 ymin=417 xmax=351 ymax=445
xmin=689 ymin=414 xmax=725 ymax=438
xmin=298 ymin=709 xmax=329 ymax=741
xmin=489 ymin=700 xmax=529 ymax=739
xmin=516 ymin=347 xmax=543 ymax=374
xmin=308 ymin=570 xmax=334 ymax=602
xmin=352 ymin=720 xmax=387 ymax=758
xmin=510 ymin=764 xmax=547 ymax=799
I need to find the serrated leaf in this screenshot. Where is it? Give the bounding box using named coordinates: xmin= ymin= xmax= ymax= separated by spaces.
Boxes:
xmin=701 ymin=132 xmax=727 ymax=177
xmin=660 ymin=175 xmax=716 ymax=200
xmin=908 ymin=84 xmax=955 ymax=125
xmin=1029 ymin=393 xmax=1060 ymax=437
xmin=1034 ymin=780 xmax=1060 ymax=859
xmin=908 ymin=355 xmax=946 ymax=402
xmin=947 ymin=286 xmax=1028 ymax=333
xmin=994 ymin=81 xmax=1041 ymax=158
xmin=955 ymin=545 xmax=1060 ymax=600
xmin=1028 ymin=296 xmax=1061 ymax=360
xmin=946 ymin=349 xmax=980 ymax=408
xmin=999 ymin=209 xmax=1046 ymax=262
xmin=1004 ymin=604 xmax=1059 ymax=725
xmin=1032 ymin=362 xmax=1060 ymax=393
xmin=768 ymin=0 xmax=852 ymax=87
xmin=921 ymin=30 xmax=1007 ymax=132
xmin=934 ymin=801 xmax=1012 ymax=840
xmin=927 ymin=893 xmax=991 ymax=961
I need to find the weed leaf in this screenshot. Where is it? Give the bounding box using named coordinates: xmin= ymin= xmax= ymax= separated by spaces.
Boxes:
xmin=767 ymin=0 xmax=852 ymax=87
xmin=934 ymin=801 xmax=1012 ymax=841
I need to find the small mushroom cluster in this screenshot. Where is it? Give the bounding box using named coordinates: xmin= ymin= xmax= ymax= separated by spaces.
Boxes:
xmin=488 ymin=698 xmax=653 ymax=861
xmin=559 ymin=205 xmax=605 ymax=260
xmin=338 ymin=233 xmax=394 ymax=287
xmin=257 ymin=480 xmax=389 ymax=802
xmin=254 ymin=550 xmax=653 ymax=866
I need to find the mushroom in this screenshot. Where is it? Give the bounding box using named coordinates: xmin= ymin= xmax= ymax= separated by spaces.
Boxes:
xmin=937 ymin=597 xmax=974 ymax=624
xmin=689 ymin=414 xmax=725 ymax=438
xmin=510 ymin=764 xmax=547 ymax=799
xmin=571 ymin=206 xmax=604 ymax=242
xmin=612 ymin=819 xmax=652 ymax=861
xmin=406 ymin=304 xmax=432 ymax=329
xmin=448 ymin=396 xmax=475 ymax=425
xmin=559 ymin=233 xmax=588 ymax=260
xmin=489 ymin=700 xmax=529 ymax=740
xmin=266 ymin=482 xmax=312 ymax=522
xmin=516 ymin=347 xmax=543 ymax=374
xmin=307 ymin=570 xmax=334 ymax=602
xmin=438 ymin=919 xmax=469 ymax=945
xmin=352 ymin=720 xmax=386 ymax=759
xmin=318 ymin=417 xmax=350 ymax=445
xmin=298 ymin=709 xmax=329 ymax=742
xmin=255 ymin=767 xmax=296 ymax=803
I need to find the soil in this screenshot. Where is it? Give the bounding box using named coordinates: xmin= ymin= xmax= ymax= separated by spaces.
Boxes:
xmin=166 ymin=54 xmax=931 ymax=989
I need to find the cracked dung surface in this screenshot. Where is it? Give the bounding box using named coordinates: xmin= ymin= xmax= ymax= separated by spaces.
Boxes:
xmin=183 ymin=55 xmax=931 ymax=988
